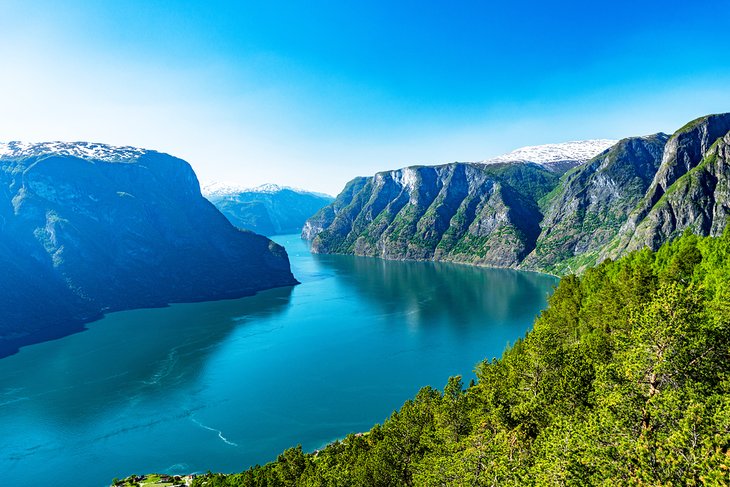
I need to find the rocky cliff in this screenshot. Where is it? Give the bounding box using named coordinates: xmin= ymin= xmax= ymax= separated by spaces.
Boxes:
xmin=304 ymin=113 xmax=730 ymax=275
xmin=521 ymin=133 xmax=669 ymax=273
xmin=0 ymin=142 xmax=298 ymax=357
xmin=601 ymin=113 xmax=730 ymax=259
xmin=304 ymin=162 xmax=558 ymax=267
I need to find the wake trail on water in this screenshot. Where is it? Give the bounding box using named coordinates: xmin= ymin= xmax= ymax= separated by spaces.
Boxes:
xmin=141 ymin=349 xmax=179 ymax=386
xmin=191 ymin=417 xmax=238 ymax=447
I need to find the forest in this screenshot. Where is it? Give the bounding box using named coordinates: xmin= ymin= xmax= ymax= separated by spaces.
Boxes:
xmin=192 ymin=229 xmax=730 ymax=486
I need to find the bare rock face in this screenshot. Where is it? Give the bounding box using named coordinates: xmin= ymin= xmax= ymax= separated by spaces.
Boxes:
xmin=603 ymin=130 xmax=730 ymax=258
xmin=304 ymin=162 xmax=555 ymax=268
xmin=603 ymin=113 xmax=730 ymax=259
xmin=521 ymin=133 xmax=669 ymax=274
xmin=0 ymin=142 xmax=297 ymax=357
xmin=305 ymin=112 xmax=730 ymax=276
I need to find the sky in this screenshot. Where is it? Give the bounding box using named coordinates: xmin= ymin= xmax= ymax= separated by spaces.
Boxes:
xmin=1 ymin=1 xmax=729 ymax=195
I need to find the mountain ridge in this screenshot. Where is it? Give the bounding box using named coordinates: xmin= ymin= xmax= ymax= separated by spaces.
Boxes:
xmin=304 ymin=113 xmax=730 ymax=275
xmin=203 ymin=181 xmax=333 ymax=200
xmin=0 ymin=140 xmax=154 ymax=161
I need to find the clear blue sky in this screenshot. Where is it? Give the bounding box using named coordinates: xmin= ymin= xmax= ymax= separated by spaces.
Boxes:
xmin=1 ymin=0 xmax=729 ymax=195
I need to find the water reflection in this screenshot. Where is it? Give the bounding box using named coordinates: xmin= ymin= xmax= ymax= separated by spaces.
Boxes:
xmin=313 ymin=253 xmax=556 ymax=331
xmin=0 ymin=286 xmax=293 ymax=424
xmin=0 ymin=235 xmax=556 ymax=486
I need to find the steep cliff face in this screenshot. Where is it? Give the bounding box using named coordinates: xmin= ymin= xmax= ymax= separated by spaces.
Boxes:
xmin=0 ymin=142 xmax=297 ymax=357
xmin=203 ymin=183 xmax=333 ymax=235
xmin=603 ymin=113 xmax=730 ymax=258
xmin=521 ymin=133 xmax=669 ymax=273
xmin=602 ymin=130 xmax=730 ymax=258
xmin=305 ymin=163 xmax=556 ymax=268
xmin=305 ymin=113 xmax=730 ymax=275
xmin=302 ymin=177 xmax=368 ymax=241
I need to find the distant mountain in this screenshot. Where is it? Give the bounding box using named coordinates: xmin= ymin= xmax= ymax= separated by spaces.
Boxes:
xmin=203 ymin=182 xmax=334 ymax=236
xmin=0 ymin=142 xmax=297 ymax=357
xmin=304 ymin=115 xmax=730 ymax=274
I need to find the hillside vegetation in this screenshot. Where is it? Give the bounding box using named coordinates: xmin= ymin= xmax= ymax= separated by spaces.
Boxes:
xmin=191 ymin=228 xmax=730 ymax=486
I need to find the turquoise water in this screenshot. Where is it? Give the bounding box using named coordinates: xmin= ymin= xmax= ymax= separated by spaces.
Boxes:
xmin=0 ymin=235 xmax=557 ymax=486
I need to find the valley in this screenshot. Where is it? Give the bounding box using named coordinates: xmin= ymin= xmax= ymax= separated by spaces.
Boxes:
xmin=3 ymin=3 xmax=729 ymax=485
xmin=0 ymin=235 xmax=555 ymax=486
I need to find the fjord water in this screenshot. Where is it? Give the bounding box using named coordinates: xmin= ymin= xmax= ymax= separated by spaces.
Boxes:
xmin=0 ymin=235 xmax=556 ymax=486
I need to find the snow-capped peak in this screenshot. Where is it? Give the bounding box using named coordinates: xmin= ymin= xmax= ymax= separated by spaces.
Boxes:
xmin=201 ymin=181 xmax=255 ymax=196
xmin=201 ymin=181 xmax=289 ymax=197
xmin=482 ymin=139 xmax=617 ymax=168
xmin=0 ymin=141 xmax=150 ymax=162
xmin=202 ymin=181 xmax=332 ymax=199
xmin=248 ymin=183 xmax=291 ymax=193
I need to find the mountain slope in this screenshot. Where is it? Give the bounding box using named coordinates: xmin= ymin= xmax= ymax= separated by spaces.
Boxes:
xmin=602 ymin=113 xmax=730 ymax=259
xmin=203 ymin=183 xmax=333 ymax=236
xmin=305 ymin=114 xmax=730 ymax=275
xmin=521 ymin=133 xmax=669 ymax=273
xmin=303 ymin=140 xmax=611 ymax=269
xmin=304 ymin=162 xmax=558 ymax=268
xmin=0 ymin=142 xmax=298 ymax=357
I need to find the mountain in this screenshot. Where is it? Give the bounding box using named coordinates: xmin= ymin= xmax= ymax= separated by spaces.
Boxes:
xmin=303 ymin=162 xmax=559 ymax=268
xmin=481 ymin=139 xmax=617 ymax=172
xmin=203 ymin=182 xmax=334 ymax=236
xmin=304 ymin=114 xmax=730 ymax=274
xmin=521 ymin=133 xmax=670 ymax=273
xmin=303 ymin=140 xmax=614 ymax=269
xmin=0 ymin=141 xmax=298 ymax=357
xmin=600 ymin=113 xmax=730 ymax=260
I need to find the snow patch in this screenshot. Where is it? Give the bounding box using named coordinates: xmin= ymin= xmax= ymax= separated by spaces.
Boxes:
xmin=390 ymin=167 xmax=420 ymax=193
xmin=482 ymin=139 xmax=617 ymax=167
xmin=0 ymin=141 xmax=150 ymax=162
xmin=202 ymin=181 xmax=332 ymax=199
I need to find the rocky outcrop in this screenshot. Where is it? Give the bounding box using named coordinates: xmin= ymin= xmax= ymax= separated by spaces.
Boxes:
xmin=601 ymin=130 xmax=730 ymax=259
xmin=603 ymin=113 xmax=730 ymax=258
xmin=0 ymin=142 xmax=298 ymax=357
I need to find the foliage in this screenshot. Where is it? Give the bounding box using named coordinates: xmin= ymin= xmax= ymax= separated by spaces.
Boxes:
xmin=193 ymin=230 xmax=730 ymax=486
